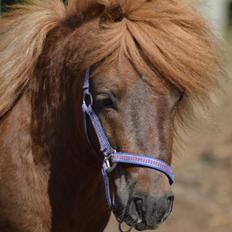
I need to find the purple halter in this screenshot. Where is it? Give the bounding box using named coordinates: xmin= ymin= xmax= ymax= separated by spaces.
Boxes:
xmin=82 ymin=69 xmax=175 ymax=209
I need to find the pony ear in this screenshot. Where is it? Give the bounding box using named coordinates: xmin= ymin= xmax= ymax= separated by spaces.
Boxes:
xmin=67 ymin=0 xmax=91 ymax=15
xmin=67 ymin=0 xmax=123 ymax=16
xmin=102 ymin=4 xmax=124 ymax=22
xmin=67 ymin=0 xmax=77 ymax=13
xmin=67 ymin=0 xmax=107 ymax=15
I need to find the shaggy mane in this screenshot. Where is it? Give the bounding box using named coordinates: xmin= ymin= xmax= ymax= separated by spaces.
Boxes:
xmin=0 ymin=0 xmax=222 ymax=118
xmin=0 ymin=0 xmax=65 ymax=117
xmin=66 ymin=0 xmax=222 ymax=110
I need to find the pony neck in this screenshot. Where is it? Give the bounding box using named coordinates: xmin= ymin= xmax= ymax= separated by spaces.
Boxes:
xmin=29 ymin=75 xmax=110 ymax=229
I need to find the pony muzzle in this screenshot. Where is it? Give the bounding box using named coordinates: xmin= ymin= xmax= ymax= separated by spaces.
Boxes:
xmin=114 ymin=191 xmax=174 ymax=231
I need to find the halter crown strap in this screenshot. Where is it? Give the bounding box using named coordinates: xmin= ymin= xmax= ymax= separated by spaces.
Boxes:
xmin=82 ymin=69 xmax=175 ymax=209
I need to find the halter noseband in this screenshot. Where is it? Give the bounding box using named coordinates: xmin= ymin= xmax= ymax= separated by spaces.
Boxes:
xmin=82 ymin=69 xmax=175 ymax=209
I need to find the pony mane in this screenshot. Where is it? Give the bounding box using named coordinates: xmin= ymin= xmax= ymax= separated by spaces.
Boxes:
xmin=0 ymin=0 xmax=222 ymax=119
xmin=0 ymin=0 xmax=65 ymax=117
xmin=66 ymin=0 xmax=222 ymax=104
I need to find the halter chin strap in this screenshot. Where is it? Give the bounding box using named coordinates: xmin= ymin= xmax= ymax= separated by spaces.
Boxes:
xmin=82 ymin=69 xmax=175 ymax=209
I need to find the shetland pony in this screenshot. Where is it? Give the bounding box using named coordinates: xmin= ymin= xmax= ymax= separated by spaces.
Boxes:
xmin=0 ymin=0 xmax=221 ymax=231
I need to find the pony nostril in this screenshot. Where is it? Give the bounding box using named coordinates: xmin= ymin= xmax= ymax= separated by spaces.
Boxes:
xmin=160 ymin=194 xmax=174 ymax=223
xmin=134 ymin=198 xmax=145 ymax=222
xmin=167 ymin=194 xmax=174 ymax=211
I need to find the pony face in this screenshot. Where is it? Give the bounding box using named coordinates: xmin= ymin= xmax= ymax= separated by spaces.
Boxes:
xmin=0 ymin=0 xmax=222 ymax=231
xmin=90 ymin=56 xmax=181 ymax=230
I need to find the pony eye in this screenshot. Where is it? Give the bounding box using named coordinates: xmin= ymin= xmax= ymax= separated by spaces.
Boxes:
xmin=178 ymin=93 xmax=184 ymax=103
xmin=94 ymin=95 xmax=115 ymax=111
xmin=100 ymin=98 xmax=114 ymax=108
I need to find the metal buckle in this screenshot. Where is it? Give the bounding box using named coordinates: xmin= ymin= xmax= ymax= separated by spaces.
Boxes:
xmin=104 ymin=149 xmax=117 ymax=173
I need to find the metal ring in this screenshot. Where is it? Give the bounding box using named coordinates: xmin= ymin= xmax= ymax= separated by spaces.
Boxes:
xmin=118 ymin=222 xmax=133 ymax=232
xmin=83 ymin=91 xmax=93 ymax=107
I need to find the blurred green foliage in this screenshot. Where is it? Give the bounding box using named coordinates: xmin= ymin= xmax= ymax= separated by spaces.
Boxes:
xmin=2 ymin=0 xmax=18 ymax=4
xmin=1 ymin=0 xmax=67 ymax=12
xmin=1 ymin=0 xmax=18 ymax=13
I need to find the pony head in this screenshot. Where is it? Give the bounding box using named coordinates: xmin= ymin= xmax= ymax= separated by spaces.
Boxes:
xmin=0 ymin=0 xmax=222 ymax=230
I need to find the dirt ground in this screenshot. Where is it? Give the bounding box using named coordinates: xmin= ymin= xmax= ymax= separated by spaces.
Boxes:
xmin=105 ymin=87 xmax=232 ymax=232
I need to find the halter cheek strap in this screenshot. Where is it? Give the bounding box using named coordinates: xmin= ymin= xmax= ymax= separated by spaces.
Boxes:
xmin=82 ymin=69 xmax=175 ymax=209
